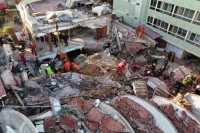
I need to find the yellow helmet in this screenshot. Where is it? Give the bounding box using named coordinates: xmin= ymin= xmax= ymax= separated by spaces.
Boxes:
xmin=51 ymin=74 xmax=54 ymax=78
xmin=55 ymin=68 xmax=58 ymax=71
xmin=153 ymin=63 xmax=156 ymax=66
xmin=155 ymin=56 xmax=157 ymax=59
xmin=194 ymin=75 xmax=197 ymax=77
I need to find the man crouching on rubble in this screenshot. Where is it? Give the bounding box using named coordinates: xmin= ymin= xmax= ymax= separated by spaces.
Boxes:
xmin=116 ymin=60 xmax=126 ymax=74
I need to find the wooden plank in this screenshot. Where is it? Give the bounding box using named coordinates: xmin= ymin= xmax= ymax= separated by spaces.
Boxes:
xmin=8 ymin=28 xmax=19 ymax=45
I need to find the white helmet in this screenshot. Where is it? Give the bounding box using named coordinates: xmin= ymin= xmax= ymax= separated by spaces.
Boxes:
xmin=147 ymin=71 xmax=150 ymax=74
xmin=197 ymin=85 xmax=200 ymax=89
xmin=19 ymin=45 xmax=22 ymax=48
xmin=19 ymin=51 xmax=21 ymax=54
xmin=188 ymin=75 xmax=191 ymax=78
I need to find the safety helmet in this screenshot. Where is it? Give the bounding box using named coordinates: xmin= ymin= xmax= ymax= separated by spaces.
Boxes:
xmin=5 ymin=33 xmax=7 ymax=35
xmin=64 ymin=59 xmax=67 ymax=62
xmin=7 ymin=37 xmax=10 ymax=39
xmin=174 ymin=79 xmax=177 ymax=81
xmin=20 ymin=68 xmax=23 ymax=71
xmin=30 ymin=43 xmax=33 ymax=45
xmin=6 ymin=42 xmax=9 ymax=44
xmin=123 ymin=60 xmax=126 ymax=63
xmin=19 ymin=45 xmax=22 ymax=48
xmin=146 ymin=68 xmax=149 ymax=70
xmin=161 ymin=67 xmax=163 ymax=69
xmin=197 ymin=85 xmax=200 ymax=89
xmin=191 ymin=88 xmax=194 ymax=91
xmin=19 ymin=38 xmax=22 ymax=41
xmin=147 ymin=71 xmax=150 ymax=74
xmin=155 ymin=68 xmax=158 ymax=71
xmin=42 ymin=59 xmax=45 ymax=61
xmin=147 ymin=64 xmax=150 ymax=67
xmin=166 ymin=58 xmax=168 ymax=60
xmin=194 ymin=75 xmax=197 ymax=77
xmin=51 ymin=74 xmax=54 ymax=78
xmin=55 ymin=68 xmax=58 ymax=71
xmin=155 ymin=56 xmax=157 ymax=59
xmin=188 ymin=75 xmax=191 ymax=78
xmin=153 ymin=63 xmax=155 ymax=66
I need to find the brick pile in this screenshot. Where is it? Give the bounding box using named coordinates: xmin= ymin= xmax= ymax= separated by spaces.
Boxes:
xmin=149 ymin=101 xmax=200 ymax=133
xmin=67 ymin=97 xmax=125 ymax=132
xmin=113 ymin=97 xmax=163 ymax=133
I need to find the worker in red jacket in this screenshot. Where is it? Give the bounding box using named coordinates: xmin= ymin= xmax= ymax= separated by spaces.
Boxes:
xmin=19 ymin=52 xmax=26 ymax=65
xmin=132 ymin=64 xmax=141 ymax=72
xmin=64 ymin=59 xmax=71 ymax=72
xmin=29 ymin=43 xmax=36 ymax=54
xmin=116 ymin=60 xmax=126 ymax=74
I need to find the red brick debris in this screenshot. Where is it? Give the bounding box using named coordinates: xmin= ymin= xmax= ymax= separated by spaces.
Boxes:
xmin=43 ymin=118 xmax=56 ymax=128
xmin=67 ymin=98 xmax=125 ymax=132
xmin=60 ymin=114 xmax=81 ymax=131
xmin=113 ymin=97 xmax=163 ymax=133
xmin=149 ymin=101 xmax=200 ymax=133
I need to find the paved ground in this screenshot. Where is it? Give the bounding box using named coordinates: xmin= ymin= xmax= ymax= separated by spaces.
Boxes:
xmin=0 ymin=15 xmax=23 ymax=33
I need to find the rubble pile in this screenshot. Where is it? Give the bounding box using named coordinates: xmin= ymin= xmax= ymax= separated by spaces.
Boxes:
xmin=113 ymin=97 xmax=163 ymax=133
xmin=149 ymin=101 xmax=199 ymax=133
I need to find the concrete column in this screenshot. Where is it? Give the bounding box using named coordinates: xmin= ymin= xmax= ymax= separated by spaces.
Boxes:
xmin=47 ymin=33 xmax=53 ymax=52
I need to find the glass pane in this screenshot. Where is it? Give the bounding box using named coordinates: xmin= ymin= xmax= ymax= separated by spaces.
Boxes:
xmin=157 ymin=20 xmax=161 ymax=26
xmin=195 ymin=35 xmax=200 ymax=42
xmin=163 ymin=3 xmax=168 ymax=10
xmin=164 ymin=23 xmax=168 ymax=29
xmin=153 ymin=18 xmax=157 ymax=25
xmin=183 ymin=9 xmax=190 ymax=17
xmin=150 ymin=17 xmax=153 ymax=23
xmin=181 ymin=30 xmax=187 ymax=37
xmin=190 ymin=33 xmax=196 ymax=41
xmin=177 ymin=28 xmax=183 ymax=35
xmin=188 ymin=10 xmax=195 ymax=19
xmin=147 ymin=16 xmax=150 ymax=22
xmin=197 ymin=12 xmax=200 ymax=21
xmin=167 ymin=4 xmax=173 ymax=12
xmin=173 ymin=26 xmax=178 ymax=33
xmin=157 ymin=1 xmax=162 ymax=8
xmin=177 ymin=7 xmax=184 ymax=15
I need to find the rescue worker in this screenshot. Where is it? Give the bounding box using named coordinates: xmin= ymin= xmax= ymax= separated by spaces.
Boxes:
xmin=19 ymin=52 xmax=26 ymax=65
xmin=60 ymin=66 xmax=65 ymax=73
xmin=191 ymin=75 xmax=197 ymax=85
xmin=132 ymin=64 xmax=141 ymax=72
xmin=25 ymin=68 xmax=34 ymax=78
xmin=63 ymin=33 xmax=69 ymax=46
xmin=136 ymin=25 xmax=141 ymax=36
xmin=174 ymin=79 xmax=185 ymax=93
xmin=186 ymin=54 xmax=192 ymax=64
xmin=190 ymin=88 xmax=195 ymax=94
xmin=53 ymin=34 xmax=58 ymax=47
xmin=152 ymin=56 xmax=158 ymax=65
xmin=195 ymin=85 xmax=200 ymax=95
xmin=3 ymin=33 xmax=8 ymax=42
xmin=29 ymin=43 xmax=36 ymax=54
xmin=171 ymin=52 xmax=175 ymax=63
xmin=116 ymin=60 xmax=126 ymax=74
xmin=146 ymin=64 xmax=151 ymax=70
xmin=8 ymin=37 xmax=16 ymax=50
xmin=140 ymin=27 xmax=145 ymax=39
xmin=168 ymin=50 xmax=172 ymax=61
xmin=39 ymin=67 xmax=42 ymax=74
xmin=58 ymin=50 xmax=68 ymax=60
xmin=159 ymin=67 xmax=163 ymax=75
xmin=183 ymin=75 xmax=191 ymax=86
xmin=18 ymin=38 xmax=26 ymax=53
xmin=163 ymin=58 xmax=168 ymax=71
xmin=46 ymin=64 xmax=54 ymax=77
xmin=0 ymin=35 xmax=3 ymax=46
xmin=64 ymin=59 xmax=71 ymax=72
xmin=54 ymin=68 xmax=59 ymax=74
xmin=49 ymin=58 xmax=55 ymax=70
xmin=153 ymin=68 xmax=159 ymax=77
xmin=146 ymin=70 xmax=152 ymax=76
xmin=72 ymin=63 xmax=80 ymax=72
xmin=34 ymin=53 xmax=40 ymax=67
xmin=151 ymin=63 xmax=156 ymax=72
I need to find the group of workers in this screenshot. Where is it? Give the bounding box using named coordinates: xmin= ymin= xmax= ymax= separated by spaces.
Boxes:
xmin=136 ymin=25 xmax=146 ymax=39
xmin=168 ymin=50 xmax=176 ymax=63
xmin=174 ymin=74 xmax=200 ymax=95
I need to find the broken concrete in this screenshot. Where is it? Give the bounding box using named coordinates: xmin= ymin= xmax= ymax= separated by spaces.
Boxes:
xmin=1 ymin=69 xmax=17 ymax=88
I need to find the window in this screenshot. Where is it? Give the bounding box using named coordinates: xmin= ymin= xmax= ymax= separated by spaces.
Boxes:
xmin=150 ymin=0 xmax=157 ymax=7
xmin=163 ymin=3 xmax=173 ymax=12
xmin=169 ymin=25 xmax=178 ymax=34
xmin=195 ymin=35 xmax=200 ymax=43
xmin=189 ymin=33 xmax=196 ymax=41
xmin=147 ymin=16 xmax=153 ymax=23
xmin=174 ymin=6 xmax=184 ymax=15
xmin=195 ymin=12 xmax=200 ymax=21
xmin=183 ymin=9 xmax=195 ymax=19
xmin=177 ymin=28 xmax=187 ymax=37
xmin=160 ymin=21 xmax=168 ymax=30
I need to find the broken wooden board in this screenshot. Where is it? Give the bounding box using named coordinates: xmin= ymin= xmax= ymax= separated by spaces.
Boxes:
xmin=132 ymin=81 xmax=148 ymax=99
xmin=179 ymin=66 xmax=192 ymax=76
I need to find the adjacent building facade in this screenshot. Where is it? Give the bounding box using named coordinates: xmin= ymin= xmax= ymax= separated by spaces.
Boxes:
xmin=114 ymin=0 xmax=200 ymax=59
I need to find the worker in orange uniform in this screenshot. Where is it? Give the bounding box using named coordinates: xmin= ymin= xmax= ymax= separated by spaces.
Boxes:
xmin=136 ymin=25 xmax=141 ymax=36
xmin=116 ymin=60 xmax=126 ymax=74
xmin=58 ymin=50 xmax=68 ymax=60
xmin=72 ymin=63 xmax=80 ymax=72
xmin=64 ymin=59 xmax=71 ymax=72
xmin=140 ymin=27 xmax=145 ymax=39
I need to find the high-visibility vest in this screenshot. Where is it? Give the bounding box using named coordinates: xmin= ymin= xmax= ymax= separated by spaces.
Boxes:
xmin=46 ymin=66 xmax=52 ymax=74
xmin=25 ymin=70 xmax=31 ymax=75
xmin=39 ymin=68 xmax=42 ymax=74
xmin=34 ymin=55 xmax=38 ymax=60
